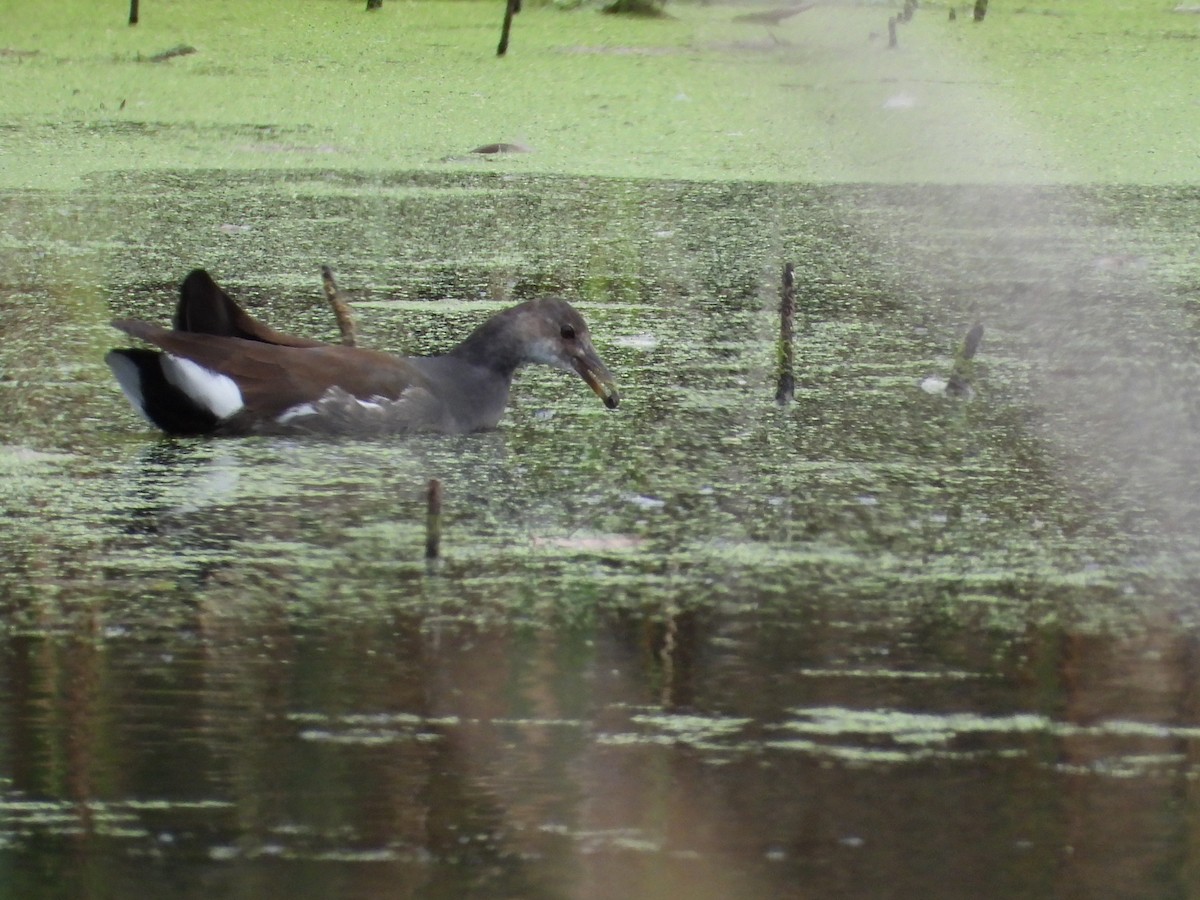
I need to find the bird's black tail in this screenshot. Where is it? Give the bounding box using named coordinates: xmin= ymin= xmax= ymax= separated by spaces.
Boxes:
xmin=105 ymin=347 xmax=219 ymax=436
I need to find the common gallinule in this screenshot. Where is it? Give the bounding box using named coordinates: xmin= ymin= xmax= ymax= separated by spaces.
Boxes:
xmin=106 ymin=269 xmax=620 ymax=436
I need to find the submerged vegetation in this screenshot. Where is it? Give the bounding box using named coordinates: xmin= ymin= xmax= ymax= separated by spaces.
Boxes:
xmin=3 ymin=171 xmax=1199 ymax=636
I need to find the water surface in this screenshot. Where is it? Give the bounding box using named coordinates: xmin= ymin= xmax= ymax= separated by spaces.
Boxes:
xmin=2 ymin=172 xmax=1199 ymax=898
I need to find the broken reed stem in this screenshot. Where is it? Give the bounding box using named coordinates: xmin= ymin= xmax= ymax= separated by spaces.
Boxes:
xmin=497 ymin=0 xmax=521 ymax=56
xmin=425 ymin=478 xmax=443 ymax=561
xmin=946 ymin=322 xmax=984 ymax=398
xmin=775 ymin=262 xmax=796 ymax=404
xmin=961 ymin=322 xmax=984 ymax=361
xmin=888 ymin=0 xmax=915 ymax=44
xmin=321 ymin=266 xmax=358 ymax=347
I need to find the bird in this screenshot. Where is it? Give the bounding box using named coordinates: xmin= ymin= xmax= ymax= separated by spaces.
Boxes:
xmin=105 ymin=269 xmax=620 ymax=437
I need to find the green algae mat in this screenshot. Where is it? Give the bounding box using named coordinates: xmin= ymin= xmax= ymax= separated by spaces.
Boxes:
xmin=2 ymin=0 xmax=1197 ymax=187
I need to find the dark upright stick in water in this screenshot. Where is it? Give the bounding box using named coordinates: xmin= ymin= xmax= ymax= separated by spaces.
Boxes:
xmin=425 ymin=478 xmax=443 ymax=560
xmin=775 ymin=262 xmax=796 ymax=404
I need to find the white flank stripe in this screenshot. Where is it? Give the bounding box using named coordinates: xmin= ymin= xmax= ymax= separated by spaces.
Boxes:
xmin=276 ymin=402 xmax=319 ymax=424
xmin=163 ymin=355 xmax=244 ymax=420
xmin=276 ymin=393 xmax=388 ymax=425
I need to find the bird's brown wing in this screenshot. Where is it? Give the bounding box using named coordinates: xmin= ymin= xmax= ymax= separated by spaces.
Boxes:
xmin=111 ymin=319 xmax=430 ymax=417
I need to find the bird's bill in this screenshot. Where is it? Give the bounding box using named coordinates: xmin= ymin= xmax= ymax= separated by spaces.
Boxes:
xmin=572 ymin=347 xmax=620 ymax=410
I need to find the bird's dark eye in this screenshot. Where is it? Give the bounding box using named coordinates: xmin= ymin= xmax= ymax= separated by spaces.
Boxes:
xmin=560 ymin=324 xmax=576 ymax=340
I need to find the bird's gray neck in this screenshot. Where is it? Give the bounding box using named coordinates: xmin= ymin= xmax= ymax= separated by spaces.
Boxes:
xmin=447 ymin=314 xmax=527 ymax=377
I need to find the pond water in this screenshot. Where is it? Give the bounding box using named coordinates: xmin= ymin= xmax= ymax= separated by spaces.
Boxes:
xmin=2 ymin=172 xmax=1200 ymax=899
